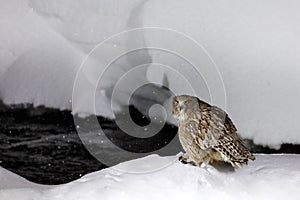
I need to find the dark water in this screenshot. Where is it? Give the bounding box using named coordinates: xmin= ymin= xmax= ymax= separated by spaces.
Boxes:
xmin=0 ymin=105 xmax=180 ymax=184
xmin=0 ymin=106 xmax=102 ymax=184
xmin=0 ymin=105 xmax=299 ymax=185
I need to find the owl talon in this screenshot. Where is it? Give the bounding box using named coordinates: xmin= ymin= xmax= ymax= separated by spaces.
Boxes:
xmin=178 ymin=153 xmax=188 ymax=161
xmin=178 ymin=154 xmax=189 ymax=164
xmin=188 ymin=161 xmax=197 ymax=166
xmin=179 ymin=157 xmax=188 ymax=164
xmin=178 ymin=155 xmax=185 ymax=161
xmin=178 ymin=154 xmax=197 ymax=166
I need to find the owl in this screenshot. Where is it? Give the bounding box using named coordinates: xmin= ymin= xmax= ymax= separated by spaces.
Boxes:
xmin=172 ymin=95 xmax=255 ymax=168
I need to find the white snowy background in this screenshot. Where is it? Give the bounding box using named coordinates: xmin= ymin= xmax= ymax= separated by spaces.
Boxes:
xmin=0 ymin=0 xmax=300 ymax=199
xmin=1 ymin=0 xmax=300 ymax=148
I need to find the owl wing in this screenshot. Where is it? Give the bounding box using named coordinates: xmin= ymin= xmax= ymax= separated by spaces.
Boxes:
xmin=194 ymin=100 xmax=255 ymax=165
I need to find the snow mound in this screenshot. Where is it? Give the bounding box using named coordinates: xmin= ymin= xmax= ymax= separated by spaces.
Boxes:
xmin=0 ymin=0 xmax=145 ymax=118
xmin=0 ymin=154 xmax=299 ymax=200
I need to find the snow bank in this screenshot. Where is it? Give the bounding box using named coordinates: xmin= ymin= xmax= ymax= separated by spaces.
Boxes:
xmin=0 ymin=154 xmax=299 ymax=200
xmin=0 ymin=0 xmax=146 ymax=118
xmin=1 ymin=0 xmax=300 ymax=147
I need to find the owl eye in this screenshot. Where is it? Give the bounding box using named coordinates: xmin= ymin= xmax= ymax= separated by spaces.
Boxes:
xmin=174 ymin=100 xmax=179 ymax=105
xmin=184 ymin=100 xmax=190 ymax=105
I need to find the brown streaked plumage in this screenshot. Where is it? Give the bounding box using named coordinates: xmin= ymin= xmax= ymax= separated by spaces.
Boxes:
xmin=172 ymin=95 xmax=255 ymax=168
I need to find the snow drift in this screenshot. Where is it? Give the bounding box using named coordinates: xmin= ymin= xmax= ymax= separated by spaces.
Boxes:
xmin=0 ymin=154 xmax=299 ymax=200
xmin=0 ymin=0 xmax=300 ymax=147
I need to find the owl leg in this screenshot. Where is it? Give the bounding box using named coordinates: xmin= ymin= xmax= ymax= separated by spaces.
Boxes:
xmin=200 ymin=156 xmax=211 ymax=168
xmin=188 ymin=151 xmax=211 ymax=168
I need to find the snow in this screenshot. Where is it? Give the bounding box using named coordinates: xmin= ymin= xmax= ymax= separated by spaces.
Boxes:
xmin=1 ymin=0 xmax=300 ymax=147
xmin=140 ymin=0 xmax=300 ymax=147
xmin=0 ymin=0 xmax=146 ymax=118
xmin=0 ymin=154 xmax=299 ymax=200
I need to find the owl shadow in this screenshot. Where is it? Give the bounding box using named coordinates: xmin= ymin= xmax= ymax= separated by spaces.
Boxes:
xmin=180 ymin=159 xmax=235 ymax=173
xmin=209 ymin=161 xmax=235 ymax=173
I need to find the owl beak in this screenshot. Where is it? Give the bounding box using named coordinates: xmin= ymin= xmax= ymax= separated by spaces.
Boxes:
xmin=178 ymin=102 xmax=184 ymax=111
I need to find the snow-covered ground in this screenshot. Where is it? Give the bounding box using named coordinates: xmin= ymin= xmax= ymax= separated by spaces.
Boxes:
xmin=1 ymin=0 xmax=300 ymax=147
xmin=0 ymin=154 xmax=299 ymax=200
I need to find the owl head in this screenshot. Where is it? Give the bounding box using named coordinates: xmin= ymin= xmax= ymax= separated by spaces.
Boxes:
xmin=172 ymin=95 xmax=199 ymax=121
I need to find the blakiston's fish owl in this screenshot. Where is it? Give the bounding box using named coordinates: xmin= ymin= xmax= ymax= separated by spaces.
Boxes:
xmin=172 ymin=95 xmax=255 ymax=167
